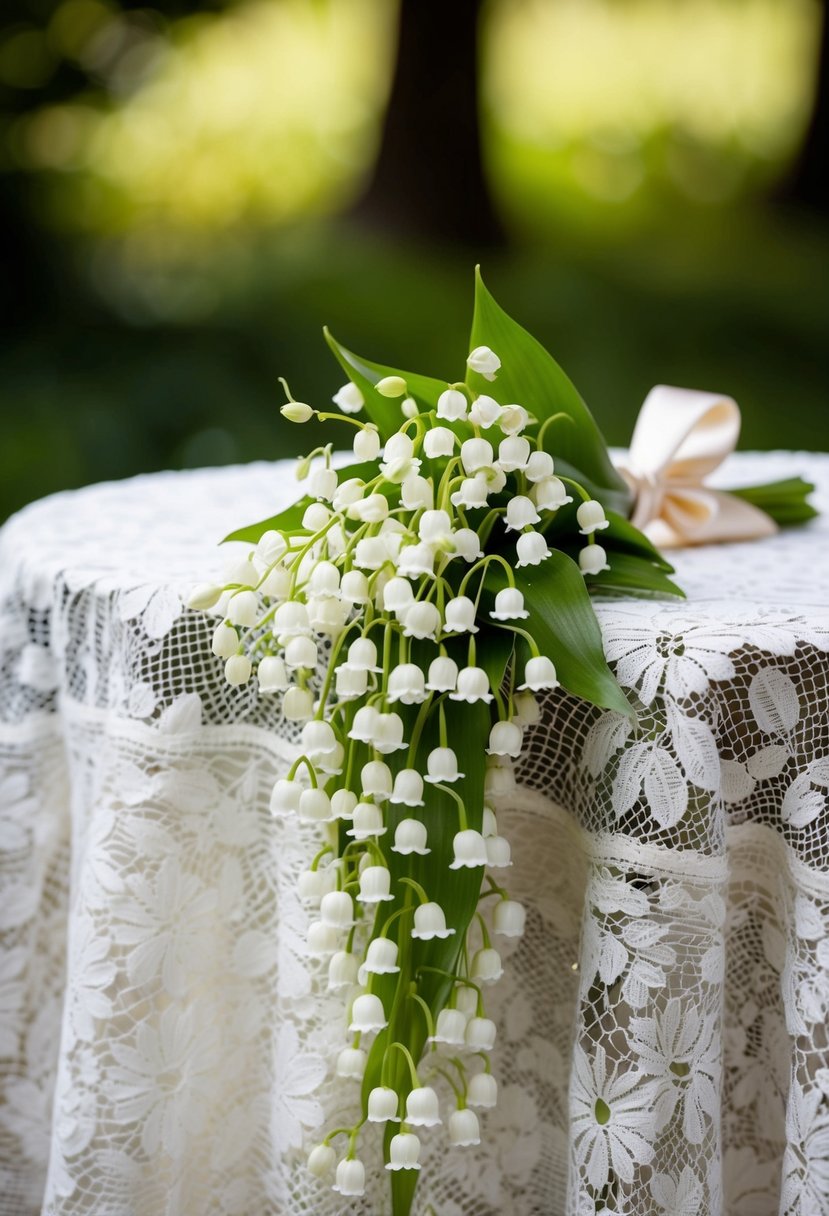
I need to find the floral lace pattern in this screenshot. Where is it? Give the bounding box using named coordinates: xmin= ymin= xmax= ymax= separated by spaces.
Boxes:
xmin=0 ymin=451 xmax=827 ymax=1215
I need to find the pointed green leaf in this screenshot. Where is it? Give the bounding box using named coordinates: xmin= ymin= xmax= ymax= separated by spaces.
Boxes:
xmin=466 ymin=269 xmax=632 ymax=515
xmin=514 ymin=551 xmax=633 ymax=717
xmin=585 ymin=551 xmax=685 ymax=599
xmin=324 ymin=328 xmax=449 ymax=439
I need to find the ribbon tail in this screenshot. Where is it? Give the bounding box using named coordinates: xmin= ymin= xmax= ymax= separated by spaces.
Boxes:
xmin=651 ymin=487 xmax=778 ymax=549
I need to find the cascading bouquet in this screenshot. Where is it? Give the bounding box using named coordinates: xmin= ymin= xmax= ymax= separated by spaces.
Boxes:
xmin=188 ymin=269 xmax=814 ymax=1216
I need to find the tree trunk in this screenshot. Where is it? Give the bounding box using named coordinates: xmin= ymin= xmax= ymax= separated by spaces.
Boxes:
xmin=351 ymin=0 xmax=504 ymax=247
xmin=780 ymin=0 xmax=829 ymax=212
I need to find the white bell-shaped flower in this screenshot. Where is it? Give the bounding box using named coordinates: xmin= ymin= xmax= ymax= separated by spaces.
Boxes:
xmin=333 ymin=477 xmax=365 ymax=511
xmin=257 ymin=529 xmax=287 ymax=564
xmin=482 ymin=806 xmax=498 ymax=836
xmin=301 ymin=720 xmax=338 ymax=757
xmin=328 ymin=950 xmax=360 ymax=990
xmin=392 ymin=817 xmax=430 ymax=855
xmin=333 ymin=382 xmax=364 ymax=414
xmin=498 ymin=404 xmax=529 ymax=435
xmin=341 ymin=570 xmax=370 ymax=604
xmin=375 ymin=712 xmax=406 ymax=754
xmin=519 ymin=656 xmax=558 ymax=690
xmin=429 ymin=1007 xmax=467 ymax=1046
xmin=485 ymin=758 xmax=517 ymax=799
xmin=298 ymin=788 xmax=334 ymax=823
xmin=426 ymin=655 xmax=458 ymax=692
xmin=390 ymin=769 xmax=425 ymax=807
xmin=418 ymin=509 xmax=453 ymax=547
xmin=224 ymin=553 xmax=258 ymax=585
xmin=307 ymin=921 xmax=340 ymax=954
xmin=309 ymin=596 xmax=348 ymax=637
xmin=283 ymin=686 xmax=314 ymax=721
xmin=576 ymin=499 xmax=610 ymax=534
xmin=450 ymin=528 xmax=484 ymax=562
xmin=397 ymin=544 xmax=436 ymax=579
xmin=486 ymin=835 xmax=512 ymax=868
xmin=495 ymin=899 xmax=526 ymax=937
xmin=368 ymin=1086 xmax=400 ymax=1123
xmin=387 ymin=664 xmax=427 ymax=705
xmin=469 ymin=393 xmax=501 ymax=428
xmin=308 ymin=466 xmax=338 ymax=501
xmin=424 ymin=426 xmax=456 ymax=457
xmin=400 ymin=474 xmax=434 ymax=511
xmin=302 ymin=502 xmax=331 ymax=532
xmin=227 ymin=590 xmax=258 ymax=627
xmin=274 ymin=600 xmax=311 ymax=639
xmin=532 ymin=476 xmax=573 ymax=511
xmin=353 ymin=537 xmax=388 ymax=570
xmin=454 ymin=985 xmax=478 ymax=1018
xmin=335 ymin=1046 xmax=367 ymax=1080
xmin=260 ymin=565 xmax=291 ymax=600
xmin=317 ymin=742 xmax=344 ymax=775
xmin=270 ymin=778 xmax=301 ymax=817
xmin=225 ymin=655 xmax=252 ymax=686
xmin=450 ymin=475 xmax=489 ymax=509
xmin=189 ymin=582 xmax=223 ymax=611
xmin=449 ymin=1108 xmax=481 ymax=1146
xmin=349 ymin=703 xmax=380 ymax=740
xmin=402 ymin=601 xmax=441 ymax=640
xmin=579 ymin=543 xmax=610 ymax=575
xmin=425 ymin=747 xmax=464 ymax=783
xmin=513 ymin=690 xmax=541 ymax=725
xmin=525 ymin=450 xmax=555 ymax=482
xmin=358 ymin=866 xmax=394 ymax=903
xmin=444 ymin=595 xmax=478 ymax=634
xmin=364 ymin=936 xmax=400 ymax=974
xmin=320 ymin=890 xmax=354 ymax=929
xmin=330 ymin=788 xmax=358 ymax=820
xmin=383 ymin=577 xmax=415 ymax=614
xmin=336 ymin=665 xmax=368 ymax=700
xmin=361 ymin=760 xmax=393 ymax=800
xmin=498 ymin=435 xmax=531 ymax=472
xmin=383 ymin=433 xmax=415 ymax=464
xmin=386 ymin=1132 xmax=422 ymax=1172
xmin=467 ymin=1072 xmax=498 ymax=1109
xmin=487 ymin=720 xmax=523 ymax=758
xmin=516 ymin=531 xmax=551 ymax=567
xmin=347 ymin=802 xmax=386 ymax=839
xmin=212 ymin=622 xmax=239 ymax=659
xmin=466 ymin=345 xmax=501 ymax=380
xmin=307 ymin=1142 xmax=336 ymax=1179
xmin=465 ymin=1016 xmax=497 ymax=1051
xmin=436 ymin=388 xmax=468 ymax=421
xmin=403 ymin=396 xmax=418 ymax=419
xmin=298 ymin=866 xmax=337 ymax=902
xmin=349 ymin=493 xmax=389 ymax=524
xmin=450 ymin=829 xmax=489 ymax=869
xmin=490 ymin=587 xmax=528 ymax=621
xmin=353 ymin=425 xmax=380 ymax=461
xmin=258 ymin=655 xmax=289 ymax=692
xmin=460 ymin=438 xmax=494 ymax=475
xmin=333 ymin=1156 xmax=366 ymax=1197
xmin=451 ymin=666 xmax=493 ymax=703
xmin=411 ymin=902 xmax=455 ymax=940
xmin=471 ymin=947 xmax=504 ymax=984
xmin=306 ymin=560 xmax=340 ymax=598
xmin=349 ymin=992 xmax=388 ymax=1033
xmin=505 ymin=495 xmax=540 ymax=531
xmin=405 ymin=1086 xmax=441 ymax=1127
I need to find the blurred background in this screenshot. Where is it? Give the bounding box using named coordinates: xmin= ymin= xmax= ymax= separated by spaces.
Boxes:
xmin=1 ymin=0 xmax=827 ymax=523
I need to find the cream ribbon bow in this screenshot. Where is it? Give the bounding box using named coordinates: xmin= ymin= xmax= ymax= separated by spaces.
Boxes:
xmin=617 ymin=385 xmax=778 ymax=549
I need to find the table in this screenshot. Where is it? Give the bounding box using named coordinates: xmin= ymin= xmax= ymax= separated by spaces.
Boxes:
xmin=1 ymin=452 xmax=827 ymax=1216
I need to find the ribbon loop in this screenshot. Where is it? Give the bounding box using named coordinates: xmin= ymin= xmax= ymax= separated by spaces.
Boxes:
xmin=620 ymin=385 xmax=777 ymax=549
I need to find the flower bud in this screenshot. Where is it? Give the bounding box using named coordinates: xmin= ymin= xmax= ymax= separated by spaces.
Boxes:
xmin=401 ymin=396 xmax=418 ymax=418
xmin=307 ymin=1143 xmax=336 ymax=1179
xmin=188 ymin=583 xmax=223 ymax=611
xmin=225 ymin=655 xmax=252 ymax=686
xmin=332 ymin=382 xmax=364 ymax=414
xmin=211 ymin=622 xmax=238 ymax=659
xmin=281 ymin=402 xmax=314 ymax=423
xmin=466 ymin=345 xmax=501 ymax=380
xmin=376 ymin=375 xmax=408 ymax=398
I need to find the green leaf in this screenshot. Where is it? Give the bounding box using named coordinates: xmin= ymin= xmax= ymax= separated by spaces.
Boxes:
xmin=726 ymin=478 xmax=818 ymax=526
xmin=324 ymin=327 xmax=449 ymax=439
xmin=514 ymin=550 xmax=633 ymax=717
xmin=476 ymin=625 xmax=514 ymax=693
xmin=466 ymin=268 xmax=632 ymax=516
xmin=584 ymin=550 xmax=685 ymax=599
xmin=221 ymin=460 xmax=378 ymax=543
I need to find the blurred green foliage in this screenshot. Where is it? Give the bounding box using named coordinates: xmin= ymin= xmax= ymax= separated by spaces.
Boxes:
xmin=1 ymin=0 xmax=827 ymax=524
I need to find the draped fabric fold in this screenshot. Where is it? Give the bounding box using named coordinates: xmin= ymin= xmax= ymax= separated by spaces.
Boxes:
xmin=618 ymin=385 xmax=778 ymax=548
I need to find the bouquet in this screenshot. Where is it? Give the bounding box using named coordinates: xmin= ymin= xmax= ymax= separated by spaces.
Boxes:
xmin=189 ymin=269 xmax=813 ymax=1215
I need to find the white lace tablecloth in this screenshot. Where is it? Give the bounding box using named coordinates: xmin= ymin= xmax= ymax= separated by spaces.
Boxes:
xmin=1 ymin=452 xmax=828 ymax=1216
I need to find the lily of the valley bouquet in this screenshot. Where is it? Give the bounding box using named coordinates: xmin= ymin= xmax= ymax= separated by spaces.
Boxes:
xmin=189 ymin=270 xmax=813 ymax=1216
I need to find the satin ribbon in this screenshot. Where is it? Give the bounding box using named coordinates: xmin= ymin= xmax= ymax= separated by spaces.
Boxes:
xmin=617 ymin=385 xmax=778 ymax=549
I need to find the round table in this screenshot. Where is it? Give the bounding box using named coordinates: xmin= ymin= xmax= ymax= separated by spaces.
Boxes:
xmin=1 ymin=452 xmax=827 ymax=1216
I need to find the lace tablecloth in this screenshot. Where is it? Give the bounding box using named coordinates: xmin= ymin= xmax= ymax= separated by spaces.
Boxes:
xmin=1 ymin=452 xmax=828 ymax=1216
